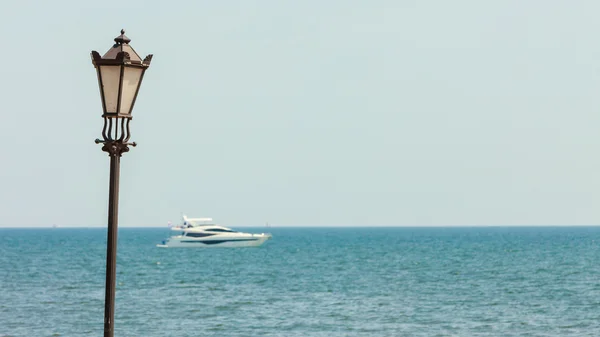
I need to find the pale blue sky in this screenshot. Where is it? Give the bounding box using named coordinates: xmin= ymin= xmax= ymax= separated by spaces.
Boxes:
xmin=0 ymin=1 xmax=598 ymax=227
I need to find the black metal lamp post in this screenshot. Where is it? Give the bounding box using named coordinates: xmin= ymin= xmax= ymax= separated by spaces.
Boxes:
xmin=91 ymin=29 xmax=152 ymax=337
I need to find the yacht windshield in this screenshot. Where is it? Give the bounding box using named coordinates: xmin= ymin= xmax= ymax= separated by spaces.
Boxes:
xmin=205 ymin=228 xmax=237 ymax=233
xmin=185 ymin=232 xmax=216 ymax=237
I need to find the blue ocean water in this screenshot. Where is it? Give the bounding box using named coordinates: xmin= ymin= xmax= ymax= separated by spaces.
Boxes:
xmin=1 ymin=226 xmax=600 ymax=337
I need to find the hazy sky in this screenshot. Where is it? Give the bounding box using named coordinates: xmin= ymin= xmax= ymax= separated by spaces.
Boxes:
xmin=0 ymin=1 xmax=599 ymax=227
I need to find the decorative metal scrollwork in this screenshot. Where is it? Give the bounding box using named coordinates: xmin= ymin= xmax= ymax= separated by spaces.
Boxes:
xmin=95 ymin=117 xmax=137 ymax=157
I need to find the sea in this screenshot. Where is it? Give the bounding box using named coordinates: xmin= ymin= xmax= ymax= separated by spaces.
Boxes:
xmin=1 ymin=226 xmax=600 ymax=337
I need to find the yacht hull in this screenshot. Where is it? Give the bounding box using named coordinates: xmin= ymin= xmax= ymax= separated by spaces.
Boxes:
xmin=157 ymin=234 xmax=271 ymax=248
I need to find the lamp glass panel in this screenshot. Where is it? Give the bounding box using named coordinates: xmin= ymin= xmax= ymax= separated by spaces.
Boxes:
xmin=99 ymin=65 xmax=121 ymax=113
xmin=119 ymin=67 xmax=144 ymax=115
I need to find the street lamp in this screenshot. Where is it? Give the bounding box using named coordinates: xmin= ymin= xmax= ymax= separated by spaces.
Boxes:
xmin=91 ymin=29 xmax=152 ymax=337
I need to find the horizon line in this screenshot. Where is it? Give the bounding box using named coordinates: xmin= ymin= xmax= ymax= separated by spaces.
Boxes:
xmin=1 ymin=224 xmax=600 ymax=229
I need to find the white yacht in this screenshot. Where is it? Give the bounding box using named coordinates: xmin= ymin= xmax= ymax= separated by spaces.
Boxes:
xmin=157 ymin=215 xmax=272 ymax=248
